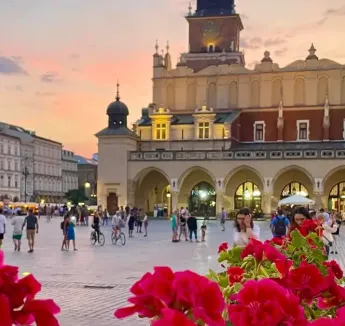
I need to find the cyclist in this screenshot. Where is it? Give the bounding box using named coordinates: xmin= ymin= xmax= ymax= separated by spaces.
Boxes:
xmin=112 ymin=211 xmax=122 ymax=239
xmin=92 ymin=211 xmax=101 ymax=243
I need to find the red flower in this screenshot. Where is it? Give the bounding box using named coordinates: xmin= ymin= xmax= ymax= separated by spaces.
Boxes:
xmin=240 ymin=239 xmax=264 ymax=261
xmin=287 ymin=263 xmax=331 ymax=301
xmin=228 ymin=279 xmax=308 ymax=326
xmin=218 ymin=242 xmax=228 ymax=253
xmin=317 ymin=279 xmax=345 ymax=309
xmin=274 ymin=258 xmax=293 ymax=278
xmin=0 ymin=251 xmax=60 ymax=326
xmin=266 ymin=237 xmax=284 ymax=246
xmin=311 ymin=306 xmax=345 ymax=325
xmin=324 ymin=260 xmax=343 ymax=280
xmin=227 ymin=267 xmax=245 ymax=285
xmin=152 ymin=308 xmax=196 ymax=326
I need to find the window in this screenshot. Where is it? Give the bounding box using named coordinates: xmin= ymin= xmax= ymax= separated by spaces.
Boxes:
xmin=16 ymin=147 xmax=19 ymax=156
xmin=14 ymin=161 xmax=18 ymax=171
xmin=297 ymin=120 xmax=309 ymax=141
xmin=156 ymin=123 xmax=167 ymax=140
xmin=7 ymin=160 xmax=11 ymax=170
xmin=235 ymin=182 xmax=262 ymax=211
xmin=198 ymin=122 xmax=210 ymax=139
xmin=343 ymin=119 xmax=345 ymax=140
xmin=8 ymin=175 xmax=11 ymax=187
xmin=0 ymin=144 xmax=3 ymax=153
xmin=0 ymin=160 xmax=3 ymax=170
xmin=254 ymin=121 xmax=265 ymax=142
xmin=14 ymin=176 xmax=18 ymax=188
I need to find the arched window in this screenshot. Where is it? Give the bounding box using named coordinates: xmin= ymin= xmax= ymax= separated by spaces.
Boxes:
xmin=328 ymin=182 xmax=345 ymax=213
xmin=229 ymin=81 xmax=238 ymax=108
xmin=294 ymin=78 xmax=305 ymax=106
xmin=189 ymin=182 xmax=216 ymax=217
xmin=318 ymin=76 xmax=329 ymax=105
xmin=250 ymin=81 xmax=260 ymax=107
xmin=234 ymin=182 xmax=262 ymax=211
xmin=166 ymin=84 xmax=175 ymax=109
xmin=272 ymin=79 xmax=282 ymax=107
xmin=342 ymin=77 xmax=345 ymax=105
xmin=281 ymin=182 xmax=308 ymax=199
xmin=186 ymin=83 xmax=196 ymax=110
xmin=207 ymin=82 xmax=217 ymax=108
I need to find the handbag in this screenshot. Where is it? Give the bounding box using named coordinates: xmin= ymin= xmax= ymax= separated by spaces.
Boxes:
xmin=323 ymin=235 xmax=333 ymax=247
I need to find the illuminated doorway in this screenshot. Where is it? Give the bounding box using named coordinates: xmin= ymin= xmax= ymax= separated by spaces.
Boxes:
xmin=328 ymin=182 xmax=345 ymax=213
xmin=281 ymin=181 xmax=308 ymax=199
xmin=234 ymin=182 xmax=261 ymax=211
xmin=189 ymin=182 xmax=216 ymax=217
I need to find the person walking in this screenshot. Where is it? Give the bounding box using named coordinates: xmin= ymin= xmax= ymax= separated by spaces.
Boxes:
xmin=0 ymin=208 xmax=6 ymax=249
xmin=220 ymin=207 xmax=227 ymax=231
xmin=143 ymin=213 xmax=148 ymax=237
xmin=22 ymin=209 xmax=39 ymax=253
xmin=171 ymin=210 xmax=178 ymax=242
xmin=67 ymin=216 xmax=77 ymax=251
xmin=61 ymin=214 xmax=70 ymax=251
xmin=12 ymin=213 xmax=24 ymax=251
xmin=270 ymin=209 xmax=290 ymax=238
xmin=178 ymin=213 xmax=188 ymax=241
xmin=187 ymin=215 xmax=198 ymax=242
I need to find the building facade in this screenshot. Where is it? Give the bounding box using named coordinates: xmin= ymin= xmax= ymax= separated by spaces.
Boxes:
xmin=75 ymin=155 xmax=98 ymax=204
xmin=62 ymin=150 xmax=78 ymax=194
xmin=0 ymin=122 xmax=64 ymax=203
xmin=0 ymin=132 xmax=22 ymax=201
xmin=96 ymin=0 xmax=345 ymax=216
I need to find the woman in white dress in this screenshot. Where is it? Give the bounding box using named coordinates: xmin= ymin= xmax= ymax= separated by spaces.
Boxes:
xmin=233 ymin=208 xmax=260 ymax=247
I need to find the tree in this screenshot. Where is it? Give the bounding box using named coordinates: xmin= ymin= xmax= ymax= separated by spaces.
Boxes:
xmin=65 ymin=189 xmax=88 ymax=205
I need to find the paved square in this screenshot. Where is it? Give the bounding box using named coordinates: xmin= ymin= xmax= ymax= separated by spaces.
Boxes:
xmin=1 ymin=218 xmax=345 ymax=325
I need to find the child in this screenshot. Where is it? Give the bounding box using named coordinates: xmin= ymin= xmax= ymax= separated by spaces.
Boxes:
xmin=201 ymin=219 xmax=207 ymax=242
xmin=143 ymin=213 xmax=148 ymax=237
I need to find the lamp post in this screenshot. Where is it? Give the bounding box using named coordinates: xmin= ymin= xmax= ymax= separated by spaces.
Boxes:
xmin=22 ymin=157 xmax=29 ymax=203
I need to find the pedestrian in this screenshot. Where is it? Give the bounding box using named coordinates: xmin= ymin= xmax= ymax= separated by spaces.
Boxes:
xmin=128 ymin=210 xmax=135 ymax=237
xmin=22 ymin=208 xmax=39 ymax=253
xmin=331 ymin=213 xmax=342 ymax=254
xmin=233 ymin=208 xmax=260 ymax=247
xmin=187 ymin=215 xmax=198 ymax=242
xmin=143 ymin=213 xmax=148 ymax=237
xmin=0 ymin=208 xmax=6 ymax=249
xmin=201 ymin=218 xmax=207 ymax=242
xmin=220 ymin=207 xmax=227 ymax=231
xmin=270 ymin=209 xmax=289 ymax=238
xmin=11 ymin=213 xmax=24 ymax=251
xmin=171 ymin=210 xmax=178 ymax=242
xmin=178 ymin=213 xmax=188 ymax=241
xmin=61 ymin=214 xmax=70 ymax=251
xmin=317 ymin=214 xmax=338 ymax=257
xmin=103 ymin=209 xmax=109 ymax=226
xmin=67 ymin=216 xmax=77 ymax=251
xmin=137 ymin=209 xmax=144 ymax=233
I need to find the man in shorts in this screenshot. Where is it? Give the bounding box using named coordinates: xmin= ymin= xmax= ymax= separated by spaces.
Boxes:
xmin=12 ymin=213 xmax=24 ymax=251
xmin=22 ymin=208 xmax=39 ymax=253
xmin=0 ymin=208 xmax=6 ymax=249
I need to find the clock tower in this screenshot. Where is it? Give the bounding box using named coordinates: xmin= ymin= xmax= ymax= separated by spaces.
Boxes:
xmin=183 ymin=0 xmax=244 ymax=71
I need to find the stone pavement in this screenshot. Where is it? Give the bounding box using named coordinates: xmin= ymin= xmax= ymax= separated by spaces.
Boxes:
xmin=1 ymin=218 xmax=345 ymax=326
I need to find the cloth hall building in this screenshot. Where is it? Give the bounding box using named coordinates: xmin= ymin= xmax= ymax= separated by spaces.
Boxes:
xmin=96 ymin=0 xmax=345 ymax=217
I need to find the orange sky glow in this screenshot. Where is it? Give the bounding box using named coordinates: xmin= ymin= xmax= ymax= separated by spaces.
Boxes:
xmin=1 ymin=0 xmax=345 ymax=157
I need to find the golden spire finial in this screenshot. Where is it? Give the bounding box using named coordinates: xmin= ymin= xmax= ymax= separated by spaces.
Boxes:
xmin=116 ymin=80 xmax=120 ymax=101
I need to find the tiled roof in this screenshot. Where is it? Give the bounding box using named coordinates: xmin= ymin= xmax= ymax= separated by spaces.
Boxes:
xmin=95 ymin=127 xmax=139 ymax=138
xmin=74 ymin=155 xmax=98 ymax=165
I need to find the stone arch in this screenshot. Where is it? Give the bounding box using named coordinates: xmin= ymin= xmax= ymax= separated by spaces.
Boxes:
xmin=134 ymin=167 xmax=170 ymax=213
xmin=272 ymin=78 xmax=282 ymax=107
xmin=186 ymin=83 xmax=196 ymax=110
xmin=250 ymin=80 xmax=260 ymax=107
xmin=178 ymin=166 xmax=216 ymax=213
xmin=228 ymin=81 xmax=238 ymax=108
xmin=341 ymin=77 xmax=345 ymax=105
xmin=294 ymin=77 xmax=306 ymax=106
xmin=323 ymin=166 xmax=345 ymax=212
xmin=272 ymin=165 xmax=314 ymax=208
xmin=224 ymin=166 xmax=265 ymax=211
xmin=317 ymin=75 xmax=329 ymax=105
xmin=166 ymin=84 xmax=175 ymax=109
xmin=207 ymin=82 xmax=217 ymax=108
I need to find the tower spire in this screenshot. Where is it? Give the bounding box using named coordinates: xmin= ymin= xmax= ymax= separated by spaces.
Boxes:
xmin=166 ymin=41 xmax=170 ymax=53
xmin=116 ymin=81 xmax=120 ymax=101
xmin=155 ymin=39 xmax=159 ymax=54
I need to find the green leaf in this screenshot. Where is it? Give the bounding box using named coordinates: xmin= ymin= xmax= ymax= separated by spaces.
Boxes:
xmin=290 ymin=230 xmax=307 ymax=249
xmin=218 ymin=275 xmax=229 ymax=288
xmin=228 ymin=247 xmax=243 ymax=264
xmin=218 ymin=251 xmax=230 ymax=263
xmin=207 ymin=269 xmax=220 ymax=282
xmin=232 ymin=282 xmax=243 ymax=292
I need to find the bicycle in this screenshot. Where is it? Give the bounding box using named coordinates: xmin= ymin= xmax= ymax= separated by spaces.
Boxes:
xmin=111 ymin=229 xmax=126 ymax=245
xmin=90 ymin=229 xmax=105 ymax=246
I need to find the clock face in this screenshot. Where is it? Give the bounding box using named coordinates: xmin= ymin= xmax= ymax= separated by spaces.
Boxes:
xmin=203 ymin=20 xmax=220 ymax=39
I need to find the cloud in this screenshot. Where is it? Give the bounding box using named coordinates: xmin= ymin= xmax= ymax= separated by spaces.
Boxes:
xmin=274 ymin=48 xmax=288 ymax=57
xmin=0 ymin=56 xmax=28 ymax=75
xmin=240 ymin=37 xmax=262 ymax=50
xmin=68 ymin=53 xmax=80 ymax=60
xmin=263 ymin=37 xmax=286 ymax=47
xmin=40 ymin=71 xmax=63 ymax=83
xmin=5 ymin=85 xmax=23 ymax=92
xmin=35 ymin=91 xmax=56 ymax=97
xmin=316 ymin=5 xmax=345 ymax=26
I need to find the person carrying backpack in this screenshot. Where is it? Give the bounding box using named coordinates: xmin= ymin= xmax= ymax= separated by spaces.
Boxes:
xmin=271 ymin=209 xmax=289 ymax=238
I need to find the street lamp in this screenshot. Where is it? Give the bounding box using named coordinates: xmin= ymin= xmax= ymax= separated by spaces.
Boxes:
xmin=22 ymin=157 xmax=29 ymax=203
xmin=84 ymin=182 xmax=91 ymax=188
xmin=166 ymin=191 xmax=171 ymax=198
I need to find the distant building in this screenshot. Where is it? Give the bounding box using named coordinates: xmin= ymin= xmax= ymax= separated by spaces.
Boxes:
xmin=0 ymin=122 xmax=65 ymax=203
xmin=62 ymin=149 xmax=78 ymax=194
xmin=75 ymin=155 xmax=98 ymax=204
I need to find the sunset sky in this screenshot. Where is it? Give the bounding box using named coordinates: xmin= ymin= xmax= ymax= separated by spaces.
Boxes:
xmin=1 ymin=0 xmax=345 ymax=157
